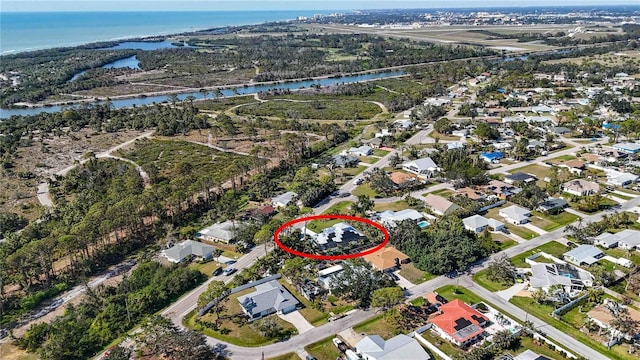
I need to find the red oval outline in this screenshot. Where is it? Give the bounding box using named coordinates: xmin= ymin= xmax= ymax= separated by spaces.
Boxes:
xmin=274 ymin=214 xmax=389 ymax=260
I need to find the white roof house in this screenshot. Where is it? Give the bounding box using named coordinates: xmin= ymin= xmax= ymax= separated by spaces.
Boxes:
xmin=563 ymin=245 xmax=604 ymax=266
xmin=378 ymin=209 xmax=424 ymax=226
xmin=529 ymin=263 xmax=594 ymax=296
xmin=462 ymin=215 xmax=489 ymax=233
xmin=355 ymin=334 xmax=430 ymax=360
xmin=237 ymin=280 xmax=299 ymax=321
xmin=402 ymin=157 xmax=438 ymax=179
xmin=314 ymin=222 xmax=365 ymax=247
xmin=607 ymin=171 xmax=639 ymax=187
xmin=197 ymin=221 xmax=237 ymax=243
xmin=347 ymin=145 xmax=373 ymax=157
xmin=594 ymin=232 xmax=619 ymax=248
xmin=271 ymin=191 xmax=298 ymax=208
xmin=162 ymin=240 xmax=216 ymax=263
xmin=606 ymin=229 xmax=640 ymax=250
xmin=499 ymin=205 xmax=531 ymax=225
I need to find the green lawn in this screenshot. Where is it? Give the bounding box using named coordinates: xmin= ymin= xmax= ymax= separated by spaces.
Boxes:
xmin=322 ymin=201 xmax=354 ymax=215
xmin=549 ymin=154 xmax=577 ymax=162
xmin=611 ymin=193 xmax=632 ymax=201
xmin=279 ymin=281 xmax=329 ymax=326
xmin=305 ymin=335 xmax=342 ymax=360
xmin=398 ymin=263 xmax=434 ymax=284
xmin=306 ymin=219 xmax=343 ymax=232
xmin=353 ymin=314 xmax=400 ymax=340
xmin=510 ymin=164 xmax=554 ymax=180
xmin=529 ymin=211 xmax=579 ymax=231
xmin=352 ymin=183 xmax=379 ymax=197
xmin=338 ymin=165 xmax=367 ymax=177
xmin=508 ymin=337 xmax=564 ymax=360
xmin=509 ymin=296 xmax=636 ymax=360
xmin=472 ymin=269 xmax=513 ymax=292
xmin=184 ymin=287 xmax=298 ymax=347
xmin=267 ymin=353 xmax=302 ymax=360
xmin=373 ymin=200 xmax=413 ymax=212
xmin=373 ymin=149 xmax=390 ymax=157
xmin=358 ymin=156 xmax=378 ymax=164
xmin=430 ymin=188 xmax=454 ymax=197
xmin=505 ymin=224 xmax=538 ymax=240
xmin=188 ymin=261 xmax=225 ymax=277
xmin=510 ymin=241 xmax=568 ymax=268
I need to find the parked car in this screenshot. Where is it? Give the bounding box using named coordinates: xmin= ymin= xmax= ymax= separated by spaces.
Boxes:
xmin=306 ymin=356 xmax=318 ymax=360
xmin=567 ymin=241 xmax=577 ymax=248
xmin=222 ymin=267 xmax=236 ymax=276
xmin=354 ymin=177 xmax=364 ymax=185
xmin=332 ymin=337 xmax=348 ymax=352
xmin=212 ymin=267 xmax=223 ymax=276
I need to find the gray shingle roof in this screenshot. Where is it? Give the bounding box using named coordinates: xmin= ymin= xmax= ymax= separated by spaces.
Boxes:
xmin=237 ymin=280 xmax=299 ymax=317
xmin=355 ymin=334 xmax=430 ymax=360
xmin=563 ymin=245 xmax=603 ymax=265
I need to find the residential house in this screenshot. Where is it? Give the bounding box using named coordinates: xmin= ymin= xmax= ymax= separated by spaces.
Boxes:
xmin=536 ymin=198 xmax=568 ymax=214
xmin=456 ymin=187 xmax=486 ymax=201
xmin=272 ymin=191 xmax=298 ymax=208
xmin=587 ymin=299 xmax=640 ymax=341
xmin=393 ymin=119 xmax=414 ymax=129
xmin=480 ymin=151 xmax=504 ymax=163
xmin=402 ymin=157 xmax=438 ymax=179
xmin=389 ymin=172 xmax=417 ymax=187
xmin=375 ymin=129 xmax=391 ymax=138
xmin=462 ymin=215 xmax=489 ymax=233
xmin=613 ymin=142 xmax=640 ymax=154
xmin=317 ymin=265 xmax=343 ymax=290
xmin=504 ymin=172 xmax=537 ymax=185
xmin=314 ymin=222 xmax=367 ymax=249
xmin=377 ymin=209 xmax=424 ymax=227
xmin=348 ymin=145 xmax=373 ymax=157
xmin=562 ymin=179 xmax=599 ymax=196
xmin=594 ymin=230 xmax=640 ymax=250
xmin=558 ymin=160 xmax=586 ymax=175
xmin=563 ymin=245 xmax=604 ymax=266
xmin=366 ymin=137 xmax=384 ymax=149
xmin=332 ymin=154 xmax=359 ymax=168
xmin=614 ymin=229 xmax=640 ymax=250
xmin=197 ymin=221 xmax=237 ymax=243
xmin=430 ymin=299 xmax=490 ymax=347
xmin=607 ymin=171 xmax=638 ymax=187
xmin=594 ymin=232 xmax=619 ymax=249
xmin=447 ymin=142 xmax=465 ymax=150
xmin=363 ymin=246 xmax=410 ymax=272
xmin=423 ymin=194 xmax=460 ymax=216
xmin=355 ymin=334 xmax=431 ymax=360
xmin=529 ymin=263 xmax=594 ymax=296
xmin=499 ymin=205 xmax=531 ymax=225
xmin=551 ymin=126 xmax=572 ymax=135
xmin=483 ymin=180 xmax=522 ymax=199
xmin=237 ymin=280 xmax=299 ymax=321
xmin=513 ymin=350 xmax=552 ymax=360
xmin=162 ymin=240 xmax=216 ymax=263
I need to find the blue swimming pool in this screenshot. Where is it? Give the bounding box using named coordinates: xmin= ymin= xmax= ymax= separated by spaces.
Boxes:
xmin=417 ymin=221 xmax=430 ymax=229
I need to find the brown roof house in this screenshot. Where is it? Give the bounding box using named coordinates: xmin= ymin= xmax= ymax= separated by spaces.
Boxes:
xmin=363 ymin=246 xmax=410 ymax=272
xmin=389 ymin=172 xmax=417 ymax=186
xmin=558 ymin=160 xmax=586 ymax=175
xmin=424 ymin=194 xmax=460 ymax=216
xmin=562 ymin=179 xmax=599 ymax=196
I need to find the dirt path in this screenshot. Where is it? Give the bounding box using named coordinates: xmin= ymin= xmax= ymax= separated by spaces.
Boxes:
xmin=36 ymin=131 xmax=154 ymax=208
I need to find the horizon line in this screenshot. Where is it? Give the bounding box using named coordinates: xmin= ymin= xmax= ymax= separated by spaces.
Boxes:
xmin=3 ymin=4 xmax=640 ymax=13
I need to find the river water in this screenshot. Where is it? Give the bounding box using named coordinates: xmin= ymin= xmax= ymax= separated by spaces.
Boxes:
xmin=0 ymin=71 xmax=404 ymax=119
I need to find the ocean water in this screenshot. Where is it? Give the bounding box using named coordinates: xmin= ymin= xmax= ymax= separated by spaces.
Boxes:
xmin=0 ymin=11 xmax=331 ymax=55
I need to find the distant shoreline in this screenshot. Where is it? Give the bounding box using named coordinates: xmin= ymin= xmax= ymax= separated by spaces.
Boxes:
xmin=0 ymin=10 xmax=336 ymax=55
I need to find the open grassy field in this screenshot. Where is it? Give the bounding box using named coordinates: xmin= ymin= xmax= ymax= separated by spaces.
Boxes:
xmin=305 ymin=335 xmax=342 ymax=360
xmin=510 ymin=241 xmax=568 ymax=268
xmin=117 ymin=138 xmax=250 ymax=185
xmin=373 ymin=200 xmax=411 ymax=212
xmin=1 ymin=129 xmax=146 ymax=220
xmin=398 ymin=262 xmax=434 ymax=284
xmin=544 ymin=50 xmax=640 ymax=67
xmin=234 ymin=99 xmax=383 ymax=120
xmin=352 ymin=183 xmax=379 ymax=197
xmin=193 ymin=95 xmax=258 ymax=112
xmin=529 ymin=210 xmax=578 ymax=231
xmin=0 ymin=342 xmax=39 ymax=360
xmin=510 ymin=164 xmax=554 ymax=180
xmin=505 ymin=224 xmax=539 ymax=240
xmin=353 ymin=314 xmax=400 ymax=340
xmin=472 ymin=268 xmax=513 ymax=292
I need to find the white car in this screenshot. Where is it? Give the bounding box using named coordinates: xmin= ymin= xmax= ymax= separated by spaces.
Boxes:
xmin=354 ymin=178 xmax=364 ymax=185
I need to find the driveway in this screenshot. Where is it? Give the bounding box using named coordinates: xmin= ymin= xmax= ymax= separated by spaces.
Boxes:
xmin=494 ymin=282 xmax=527 ymax=301
xmin=393 ymin=270 xmax=415 ymax=289
xmin=278 ymin=310 xmax=314 ymax=334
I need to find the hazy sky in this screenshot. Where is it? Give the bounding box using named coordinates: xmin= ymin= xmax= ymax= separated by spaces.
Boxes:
xmin=3 ymin=0 xmax=639 ymax=12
